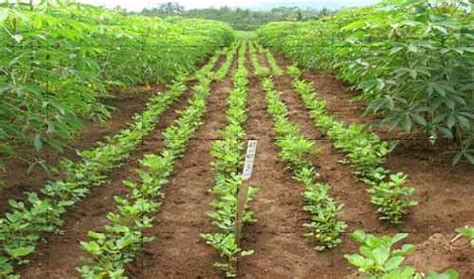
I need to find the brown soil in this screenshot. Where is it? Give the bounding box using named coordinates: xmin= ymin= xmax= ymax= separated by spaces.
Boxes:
xmin=7 ymin=48 xmax=474 ymax=278
xmin=126 ymin=60 xmax=237 ymax=278
xmin=0 ymin=88 xmax=157 ymax=215
xmin=274 ymin=53 xmax=474 ymax=277
xmin=238 ymin=52 xmax=342 ymax=278
xmin=17 ymin=83 xmax=194 ymax=278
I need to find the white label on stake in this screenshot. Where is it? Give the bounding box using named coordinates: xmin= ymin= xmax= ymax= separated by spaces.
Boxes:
xmin=242 ymin=140 xmax=258 ymax=180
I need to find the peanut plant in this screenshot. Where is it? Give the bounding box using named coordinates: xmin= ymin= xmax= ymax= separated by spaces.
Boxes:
xmin=78 ymin=47 xmax=234 ymax=278
xmin=255 ymin=47 xmax=346 ymax=251
xmin=287 ymin=64 xmax=417 ymax=224
xmin=346 ymin=230 xmax=459 ymax=279
xmin=202 ymin=43 xmax=257 ymax=277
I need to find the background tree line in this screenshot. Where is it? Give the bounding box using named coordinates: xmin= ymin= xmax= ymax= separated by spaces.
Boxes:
xmin=134 ymin=2 xmax=334 ymax=31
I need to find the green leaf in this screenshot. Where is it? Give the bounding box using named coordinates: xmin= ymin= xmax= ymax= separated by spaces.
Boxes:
xmin=373 ymin=247 xmax=390 ymax=265
xmin=87 ymin=231 xmax=106 ymax=240
xmin=446 ymin=115 xmax=456 ymax=129
xmin=391 ymin=233 xmax=408 ymax=245
xmin=352 ymin=230 xmax=366 ymax=243
xmin=426 ymin=269 xmax=459 ymax=279
xmin=412 ymin=114 xmax=427 ymax=126
xmin=0 ymin=84 xmax=10 ymax=96
xmin=6 ymin=246 xmax=35 ymax=258
xmin=400 ymin=115 xmax=412 ymax=132
xmin=33 ymin=135 xmax=43 ymax=153
xmin=0 ymin=9 xmax=8 ymax=23
xmin=344 ymin=254 xmax=366 ymax=268
xmin=80 ymin=241 xmax=101 ymax=254
xmin=383 ymin=255 xmax=404 ymax=271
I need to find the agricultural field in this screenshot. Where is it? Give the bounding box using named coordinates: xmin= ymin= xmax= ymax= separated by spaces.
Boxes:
xmin=0 ymin=0 xmax=473 ymax=278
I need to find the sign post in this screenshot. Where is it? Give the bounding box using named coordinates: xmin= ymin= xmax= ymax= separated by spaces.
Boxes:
xmin=234 ymin=140 xmax=257 ymax=276
xmin=235 ymin=140 xmax=258 ymax=246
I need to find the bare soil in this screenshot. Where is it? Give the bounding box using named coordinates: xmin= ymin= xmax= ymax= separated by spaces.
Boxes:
xmin=126 ymin=60 xmax=237 ymax=278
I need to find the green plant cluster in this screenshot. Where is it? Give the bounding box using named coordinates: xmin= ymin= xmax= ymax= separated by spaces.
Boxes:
xmin=263 ymin=48 xmax=283 ymax=76
xmin=214 ymin=45 xmax=238 ymax=80
xmin=345 ymin=230 xmax=458 ymax=278
xmin=0 ymin=1 xmax=234 ymax=174
xmin=287 ymin=65 xmax=417 ymax=225
xmin=255 ymin=47 xmax=346 ymax=251
xmin=77 ymin=47 xmax=230 ymax=278
xmin=249 ymin=43 xmax=270 ymax=77
xmin=257 ymin=0 xmax=474 ymax=165
xmin=0 ymin=48 xmax=225 ymax=277
xmin=202 ymin=42 xmax=257 ymax=277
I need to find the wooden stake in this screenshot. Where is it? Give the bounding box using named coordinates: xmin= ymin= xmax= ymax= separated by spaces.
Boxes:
xmin=234 ymin=140 xmax=257 ymax=275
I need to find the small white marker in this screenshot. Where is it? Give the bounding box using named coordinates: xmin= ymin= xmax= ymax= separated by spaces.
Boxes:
xmin=242 ymin=140 xmax=258 ymax=181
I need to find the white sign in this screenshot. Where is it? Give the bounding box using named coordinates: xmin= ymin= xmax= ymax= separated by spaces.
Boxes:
xmin=242 ymin=140 xmax=258 ymax=180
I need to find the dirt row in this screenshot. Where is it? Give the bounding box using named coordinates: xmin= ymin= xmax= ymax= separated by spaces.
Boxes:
xmin=126 ymin=58 xmax=238 ymax=278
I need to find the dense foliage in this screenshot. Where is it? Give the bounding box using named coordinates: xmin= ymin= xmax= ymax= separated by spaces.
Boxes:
xmin=258 ymin=0 xmax=474 ymax=165
xmin=0 ymin=1 xmax=233 ymax=176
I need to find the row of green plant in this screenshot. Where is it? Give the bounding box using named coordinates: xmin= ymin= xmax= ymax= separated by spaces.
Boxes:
xmin=214 ymin=45 xmax=238 ymax=80
xmin=345 ymin=230 xmax=458 ymax=278
xmin=77 ymin=46 xmax=234 ymax=278
xmin=263 ymin=48 xmax=283 ymax=76
xmin=248 ymin=43 xmax=270 ymax=77
xmin=257 ymin=0 xmax=474 ymax=165
xmin=252 ymin=45 xmax=346 ymax=251
xmin=201 ymin=42 xmax=257 ymax=277
xmin=0 ymin=49 xmax=225 ymax=277
xmin=0 ymin=1 xmax=234 ymax=176
xmin=286 ymin=64 xmax=417 ymax=224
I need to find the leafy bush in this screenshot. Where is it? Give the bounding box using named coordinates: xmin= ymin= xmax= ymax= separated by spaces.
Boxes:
xmin=345 ymin=230 xmax=459 ymax=279
xmin=0 ymin=1 xmax=234 ymax=173
xmin=258 ymin=0 xmax=474 ymax=165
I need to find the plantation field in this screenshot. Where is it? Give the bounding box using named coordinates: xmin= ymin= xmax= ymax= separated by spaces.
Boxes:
xmin=1 ymin=1 xmax=474 ymax=278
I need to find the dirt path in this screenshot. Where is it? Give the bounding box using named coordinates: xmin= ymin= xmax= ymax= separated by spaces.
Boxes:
xmin=126 ymin=60 xmax=237 ymax=278
xmin=0 ymin=88 xmax=157 ymax=215
xmin=274 ymin=53 xmax=474 ymax=277
xmin=17 ymin=81 xmax=196 ymax=279
xmin=237 ymin=51 xmax=330 ymax=278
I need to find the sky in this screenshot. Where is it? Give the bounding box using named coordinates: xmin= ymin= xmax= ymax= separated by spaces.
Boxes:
xmin=76 ymin=0 xmax=379 ymax=11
